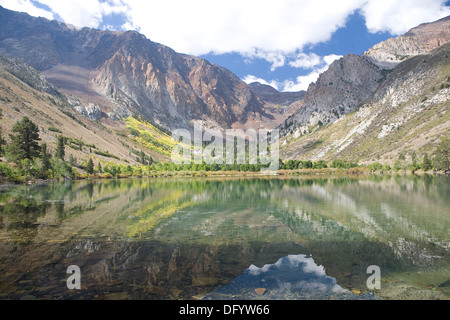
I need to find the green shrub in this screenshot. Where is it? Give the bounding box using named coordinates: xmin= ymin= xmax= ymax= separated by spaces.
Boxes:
xmin=50 ymin=159 xmax=75 ymax=180
xmin=393 ymin=160 xmax=404 ymax=171
xmin=433 ymin=138 xmax=450 ymax=171
xmin=0 ymin=163 xmax=24 ymax=183
xmin=368 ymin=162 xmax=383 ymax=171
xmin=100 ymin=172 xmax=114 ymax=179
xmin=422 ymin=153 xmax=433 ymax=171
xmin=48 ymin=127 xmax=62 ymax=133
xmin=94 ymin=150 xmax=120 ymax=160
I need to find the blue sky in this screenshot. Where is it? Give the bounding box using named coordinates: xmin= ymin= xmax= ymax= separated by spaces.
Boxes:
xmin=1 ymin=0 xmax=450 ymax=92
xmin=201 ymin=11 xmax=395 ymax=91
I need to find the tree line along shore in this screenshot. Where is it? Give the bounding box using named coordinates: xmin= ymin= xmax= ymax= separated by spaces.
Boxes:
xmin=1 ymin=115 xmax=449 ymax=184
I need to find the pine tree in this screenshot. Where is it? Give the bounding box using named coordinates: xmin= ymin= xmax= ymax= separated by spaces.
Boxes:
xmin=69 ymin=154 xmax=77 ymax=167
xmin=56 ymin=135 xmax=65 ymax=161
xmin=6 ymin=117 xmax=41 ymax=163
xmin=0 ymin=109 xmax=5 ymax=156
xmin=422 ymin=153 xmax=432 ymax=171
xmin=433 ymin=139 xmax=450 ymax=171
xmin=86 ymin=158 xmax=94 ymax=174
xmin=140 ymin=150 xmax=146 ymax=165
xmin=411 ymin=151 xmax=418 ymax=167
xmin=39 ymin=143 xmax=52 ymax=173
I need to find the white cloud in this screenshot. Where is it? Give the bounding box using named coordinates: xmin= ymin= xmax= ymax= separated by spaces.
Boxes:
xmin=102 ymin=24 xmax=116 ymax=31
xmin=247 ymin=54 xmax=342 ymax=92
xmin=289 ymin=53 xmax=322 ymax=69
xmin=2 ymin=0 xmax=449 ymax=59
xmin=285 ymin=54 xmax=342 ymax=92
xmin=323 ymin=54 xmax=344 ymax=65
xmin=361 ymin=0 xmax=450 ymax=35
xmin=0 ymin=0 xmax=54 ymax=20
xmin=117 ymin=0 xmax=362 ymax=56
xmin=0 ymin=0 xmax=129 ymax=29
xmin=282 ymin=71 xmax=325 ymax=92
xmin=2 ymin=0 xmax=449 ymax=55
xmin=242 ymin=75 xmax=280 ymax=91
xmin=2 ymin=0 xmax=449 ymax=91
xmin=35 ymin=0 xmax=128 ymax=28
xmin=243 ymin=49 xmax=287 ymax=71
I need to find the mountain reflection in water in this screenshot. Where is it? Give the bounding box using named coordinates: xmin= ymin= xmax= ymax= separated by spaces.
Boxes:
xmin=0 ymin=175 xmax=448 ymax=300
xmin=204 ymin=254 xmax=375 ymax=300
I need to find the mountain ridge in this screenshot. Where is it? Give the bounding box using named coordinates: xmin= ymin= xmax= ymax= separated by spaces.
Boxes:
xmin=280 ymin=41 xmax=450 ymax=164
xmin=0 ymin=51 xmax=170 ymax=167
xmin=0 ymin=5 xmax=284 ymax=133
xmin=0 ymin=5 xmax=448 ymax=166
xmin=278 ymin=14 xmax=450 ymax=159
xmin=364 ymin=15 xmax=450 ymax=69
xmin=279 ymin=53 xmax=386 ymax=137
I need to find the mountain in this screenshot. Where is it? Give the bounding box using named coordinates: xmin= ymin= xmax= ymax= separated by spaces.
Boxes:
xmin=364 ymin=15 xmax=450 ymax=69
xmin=248 ymin=82 xmax=305 ymax=107
xmin=0 ymin=6 xmax=278 ymax=133
xmin=1 ymin=5 xmax=448 ymax=167
xmin=248 ymin=82 xmax=305 ymax=126
xmin=280 ymin=39 xmax=450 ymax=164
xmin=280 ymin=15 xmax=450 ymax=141
xmin=279 ymin=54 xmax=386 ymax=137
xmin=0 ymin=54 xmax=170 ymax=164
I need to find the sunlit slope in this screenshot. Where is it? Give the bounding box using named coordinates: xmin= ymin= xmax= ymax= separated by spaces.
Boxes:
xmin=281 ymin=43 xmax=450 ymax=165
xmin=124 ymin=116 xmax=178 ymax=158
xmin=0 ymin=54 xmax=173 ymax=166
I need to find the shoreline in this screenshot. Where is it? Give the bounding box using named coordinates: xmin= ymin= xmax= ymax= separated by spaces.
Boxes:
xmin=1 ymin=167 xmax=448 ymax=186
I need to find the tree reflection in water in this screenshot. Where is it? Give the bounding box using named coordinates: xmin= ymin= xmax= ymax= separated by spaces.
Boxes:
xmin=0 ymin=175 xmax=448 ymax=300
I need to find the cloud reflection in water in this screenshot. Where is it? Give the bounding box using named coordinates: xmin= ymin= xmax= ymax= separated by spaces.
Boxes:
xmin=204 ymin=254 xmax=373 ymax=300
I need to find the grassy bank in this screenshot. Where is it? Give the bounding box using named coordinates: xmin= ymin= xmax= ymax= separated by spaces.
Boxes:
xmin=4 ymin=166 xmax=448 ymax=187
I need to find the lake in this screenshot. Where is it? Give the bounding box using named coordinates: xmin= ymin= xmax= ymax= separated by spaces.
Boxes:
xmin=0 ymin=174 xmax=449 ymax=300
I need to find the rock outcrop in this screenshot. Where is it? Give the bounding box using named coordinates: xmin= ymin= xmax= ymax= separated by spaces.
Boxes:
xmin=279 ymin=54 xmax=385 ymax=136
xmin=0 ymin=53 xmax=61 ymax=98
xmin=248 ymin=82 xmax=305 ymax=107
xmin=364 ymin=15 xmax=450 ymax=69
xmin=74 ymin=103 xmax=103 ymax=121
xmin=248 ymin=82 xmax=306 ymax=125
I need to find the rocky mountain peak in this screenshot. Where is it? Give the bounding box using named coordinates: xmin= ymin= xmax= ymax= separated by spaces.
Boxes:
xmin=0 ymin=5 xmax=275 ymax=132
xmin=248 ymin=82 xmax=305 ymax=107
xmin=363 ymin=15 xmax=450 ymax=69
xmin=279 ymin=53 xmax=384 ymax=136
xmin=279 ymin=15 xmax=450 ymax=140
